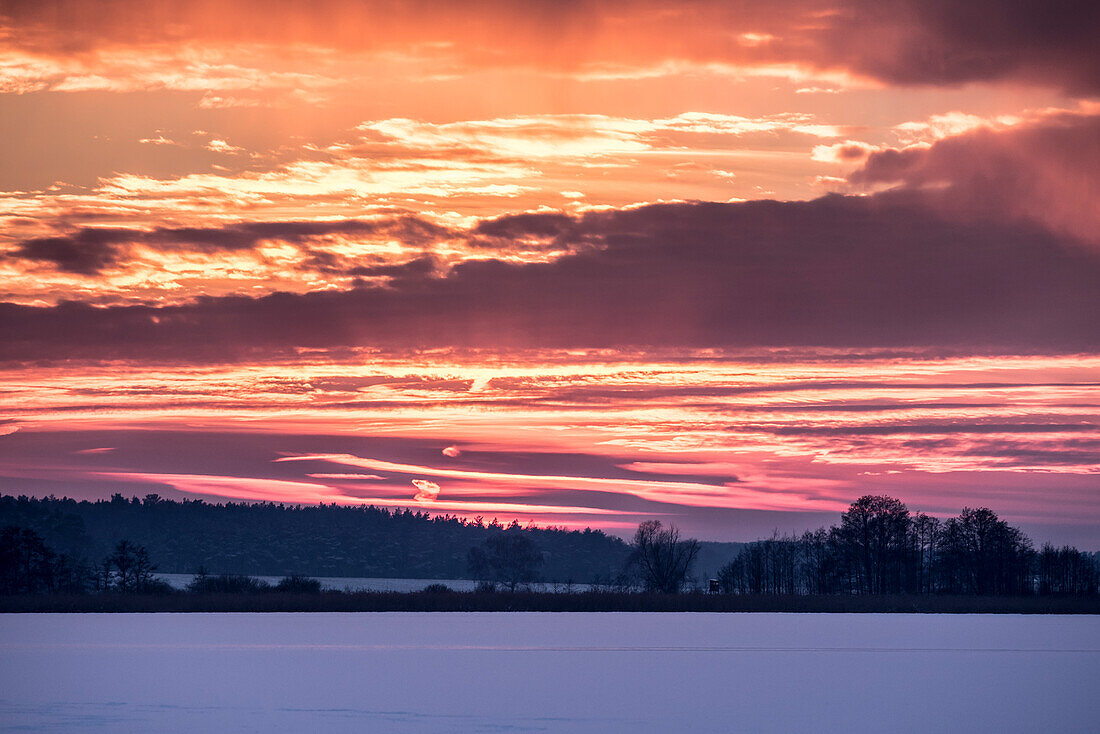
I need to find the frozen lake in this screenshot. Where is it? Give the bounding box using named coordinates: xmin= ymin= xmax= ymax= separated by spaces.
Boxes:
xmin=153 ymin=573 xmax=592 ymax=593
xmin=1 ymin=613 xmax=1097 ymax=733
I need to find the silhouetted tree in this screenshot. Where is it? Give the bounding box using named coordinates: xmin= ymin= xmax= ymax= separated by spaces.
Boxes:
xmin=800 ymin=528 xmax=835 ymax=595
xmin=713 ymin=496 xmax=1090 ymax=598
xmin=911 ymin=513 xmax=940 ymax=595
xmin=629 ymin=520 xmax=700 ymax=593
xmin=0 ymin=494 xmax=629 ymax=582
xmin=3 ymin=493 xmax=1096 ymax=599
xmin=105 ymin=540 xmax=158 ymax=592
xmin=1038 ymin=544 xmax=1099 ymax=595
xmin=836 ymin=495 xmax=911 ymax=594
xmin=467 ymin=532 xmax=544 ymax=591
xmin=0 ymin=525 xmax=91 ymax=594
xmin=938 ymin=507 xmax=1034 ymax=595
xmin=0 ymin=526 xmax=57 ymax=593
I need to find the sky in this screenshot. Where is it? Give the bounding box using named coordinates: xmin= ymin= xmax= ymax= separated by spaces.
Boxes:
xmin=1 ymin=0 xmax=1098 ymax=545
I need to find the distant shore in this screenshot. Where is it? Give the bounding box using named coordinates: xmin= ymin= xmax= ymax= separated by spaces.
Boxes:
xmin=3 ymin=591 xmax=1098 ymax=614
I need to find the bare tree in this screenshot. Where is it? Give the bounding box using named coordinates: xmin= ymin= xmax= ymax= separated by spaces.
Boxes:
xmin=940 ymin=507 xmax=1033 ymax=595
xmin=629 ymin=521 xmax=700 ymax=593
xmin=911 ymin=513 xmax=940 ymax=595
xmin=837 ymin=495 xmax=910 ymax=594
xmin=467 ymin=532 xmax=544 ymax=591
xmin=106 ymin=540 xmax=157 ymax=592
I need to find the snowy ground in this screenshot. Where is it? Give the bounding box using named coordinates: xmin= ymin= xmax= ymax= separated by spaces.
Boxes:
xmin=1 ymin=613 xmax=1097 ymax=733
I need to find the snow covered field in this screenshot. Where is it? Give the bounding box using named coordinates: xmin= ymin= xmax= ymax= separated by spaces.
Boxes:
xmin=1 ymin=613 xmax=1097 ymax=733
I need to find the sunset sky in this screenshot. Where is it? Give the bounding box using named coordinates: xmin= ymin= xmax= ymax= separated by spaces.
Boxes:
xmin=1 ymin=0 xmax=1098 ymax=544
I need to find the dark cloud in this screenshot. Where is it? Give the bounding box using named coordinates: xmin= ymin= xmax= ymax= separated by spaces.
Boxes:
xmin=348 ymin=256 xmax=440 ymax=279
xmin=852 ymin=113 xmax=1100 ymax=244
xmin=2 ymin=191 xmax=1099 ymax=360
xmin=961 ymin=444 xmax=1100 ymax=467
xmin=836 ymin=0 xmax=1100 ymax=92
xmin=485 ymin=382 xmax=1100 ymax=403
xmin=11 ymin=228 xmax=133 ymax=274
xmin=474 ymin=213 xmax=575 ymax=240
xmin=4 ymin=216 xmax=454 ymax=275
xmin=832 ymin=144 xmax=872 ymax=162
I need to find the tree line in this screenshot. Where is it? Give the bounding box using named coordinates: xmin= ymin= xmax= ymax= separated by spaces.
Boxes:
xmin=463 ymin=497 xmax=1099 ymax=598
xmin=711 ymin=496 xmax=1098 ymax=596
xmin=0 ymin=522 xmax=332 ymax=596
xmin=2 ymin=493 xmax=1097 ymax=598
xmin=0 ymin=493 xmax=630 ymax=582
xmin=0 ymin=528 xmax=169 ymax=595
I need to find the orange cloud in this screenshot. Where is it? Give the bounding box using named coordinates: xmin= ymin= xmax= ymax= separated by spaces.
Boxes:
xmin=6 ymin=0 xmax=1095 ymax=93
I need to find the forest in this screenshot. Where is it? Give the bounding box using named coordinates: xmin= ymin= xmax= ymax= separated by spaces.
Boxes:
xmin=0 ymin=493 xmax=630 ymax=584
xmin=1 ymin=493 xmax=1097 ymax=600
xmin=715 ymin=496 xmax=1099 ymax=597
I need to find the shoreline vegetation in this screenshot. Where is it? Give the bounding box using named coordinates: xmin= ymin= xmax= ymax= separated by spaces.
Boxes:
xmin=2 ymin=589 xmax=1098 ymax=614
xmin=3 ymin=493 xmax=1098 ymax=614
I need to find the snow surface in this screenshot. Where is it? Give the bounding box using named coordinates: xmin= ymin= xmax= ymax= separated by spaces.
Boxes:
xmin=0 ymin=613 xmax=1097 ymax=732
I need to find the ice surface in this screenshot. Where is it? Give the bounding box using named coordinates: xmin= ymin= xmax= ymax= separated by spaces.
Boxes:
xmin=154 ymin=573 xmax=592 ymax=593
xmin=1 ymin=613 xmax=1097 ymax=732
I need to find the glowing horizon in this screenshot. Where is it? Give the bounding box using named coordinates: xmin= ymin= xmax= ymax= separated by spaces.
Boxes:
xmin=1 ymin=1 xmax=1097 ymax=544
